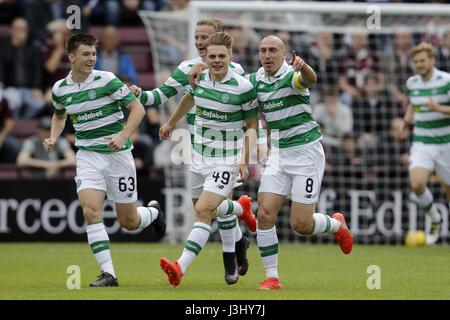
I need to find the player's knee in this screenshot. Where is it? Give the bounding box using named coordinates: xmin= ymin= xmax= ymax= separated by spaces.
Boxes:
xmin=292 ymin=220 xmax=313 ymax=235
xmin=257 ymin=206 xmax=276 ymax=229
xmin=410 ymin=180 xmax=426 ymax=194
xmin=194 ymin=203 xmax=215 ymax=221
xmin=119 ymin=216 xmax=139 ymax=230
xmin=82 ymin=205 xmax=102 ymax=223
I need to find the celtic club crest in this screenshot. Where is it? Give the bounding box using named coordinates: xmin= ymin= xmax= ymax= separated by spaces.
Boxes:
xmin=221 ymin=93 xmax=231 ymax=103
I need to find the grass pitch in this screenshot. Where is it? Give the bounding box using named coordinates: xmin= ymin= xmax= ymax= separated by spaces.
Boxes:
xmin=0 ymin=242 xmax=448 ymax=300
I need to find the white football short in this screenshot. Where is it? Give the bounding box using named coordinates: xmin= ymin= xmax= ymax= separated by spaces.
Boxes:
xmin=258 ymin=141 xmax=325 ymax=204
xmin=75 ymin=149 xmax=138 ymax=203
xmin=190 ymin=161 xmax=238 ymax=199
xmin=409 ymin=142 xmax=450 ymax=185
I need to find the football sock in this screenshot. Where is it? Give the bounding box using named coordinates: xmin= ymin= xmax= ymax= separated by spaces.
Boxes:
xmin=177 ymin=222 xmax=211 ymax=274
xmin=217 ymin=215 xmax=238 ymax=253
xmin=311 ymin=213 xmax=341 ymax=235
xmin=257 ymin=226 xmax=279 ymax=279
xmin=137 ymin=206 xmax=158 ymax=229
xmin=87 ymin=222 xmax=116 ymax=278
xmin=410 ymin=188 xmax=441 ymax=222
xmin=215 ymin=199 xmax=243 ymax=218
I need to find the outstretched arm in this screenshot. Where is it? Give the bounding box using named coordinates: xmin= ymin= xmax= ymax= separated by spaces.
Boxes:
xmin=160 ymin=93 xmax=195 ymax=140
xmin=289 ymin=50 xmax=317 ymax=89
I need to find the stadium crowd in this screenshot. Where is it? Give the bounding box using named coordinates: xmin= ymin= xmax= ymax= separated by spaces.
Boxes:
xmin=0 ymin=0 xmax=449 ymax=189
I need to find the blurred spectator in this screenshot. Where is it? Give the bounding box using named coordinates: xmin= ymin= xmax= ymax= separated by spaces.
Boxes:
xmin=95 ymin=26 xmax=139 ymax=85
xmin=0 ymin=92 xmax=21 ymax=163
xmin=160 ymin=0 xmax=188 ymax=11
xmin=351 ymin=74 xmax=401 ymax=151
xmin=377 ymin=117 xmax=410 ymax=169
xmin=130 ymin=130 xmax=154 ymax=177
xmin=304 ymin=32 xmax=341 ymax=98
xmin=42 ymin=19 xmax=72 ymax=90
xmin=25 ymin=0 xmax=87 ymax=44
xmin=0 ymin=0 xmax=25 ymax=25
xmin=16 ymin=116 xmax=75 ymax=179
xmin=0 ymin=17 xmax=46 ymax=119
xmin=120 ymin=0 xmax=143 ymax=26
xmin=352 ymin=74 xmax=400 ymax=134
xmin=338 ymin=31 xmax=382 ymax=105
xmin=313 ymin=87 xmax=353 ymax=148
xmin=382 ymin=27 xmax=414 ymax=107
xmin=436 ymin=29 xmax=450 ymax=73
xmin=229 ymin=26 xmax=260 ymax=71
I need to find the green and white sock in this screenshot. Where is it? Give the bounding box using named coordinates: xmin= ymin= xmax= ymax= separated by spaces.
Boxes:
xmin=311 ymin=213 xmax=341 ymax=235
xmin=87 ymin=222 xmax=116 ymax=278
xmin=217 ymin=215 xmax=238 ymax=252
xmin=215 ymin=199 xmax=243 ymax=218
xmin=137 ymin=206 xmax=158 ymax=229
xmin=410 ymin=188 xmax=441 ymax=223
xmin=257 ymin=226 xmax=279 ymax=279
xmin=178 ymin=222 xmax=211 ymax=274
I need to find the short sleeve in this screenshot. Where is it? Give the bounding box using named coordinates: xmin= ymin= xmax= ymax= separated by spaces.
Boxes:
xmin=241 ymin=87 xmax=259 ymax=120
xmin=105 ymin=76 xmax=136 ymax=106
xmin=52 ymin=88 xmax=66 ymax=115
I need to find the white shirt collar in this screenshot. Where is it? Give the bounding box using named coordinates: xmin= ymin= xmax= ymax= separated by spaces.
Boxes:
xmin=66 ymin=70 xmax=96 ymax=85
xmin=205 ymin=67 xmax=233 ymax=83
xmin=265 ymin=61 xmax=290 ymax=79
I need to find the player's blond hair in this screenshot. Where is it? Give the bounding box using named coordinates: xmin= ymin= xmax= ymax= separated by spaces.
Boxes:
xmin=410 ymin=42 xmax=436 ymax=58
xmin=205 ymin=31 xmax=233 ymax=51
xmin=196 ymin=19 xmax=223 ymax=32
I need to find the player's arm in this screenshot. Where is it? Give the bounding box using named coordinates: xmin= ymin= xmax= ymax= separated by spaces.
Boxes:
xmin=134 ymin=65 xmax=190 ymax=106
xmin=403 ymin=103 xmax=414 ymax=125
xmin=108 ymin=99 xmax=145 ymax=152
xmin=257 ymin=117 xmax=269 ymax=165
xmin=43 ymin=113 xmax=67 ymax=152
xmin=238 ymin=86 xmax=259 ymax=181
xmin=189 ymin=63 xmax=208 ymax=89
xmin=290 ymin=50 xmax=316 ymax=89
xmin=426 ymin=98 xmax=450 ymax=115
xmin=160 ymin=92 xmax=195 ymax=140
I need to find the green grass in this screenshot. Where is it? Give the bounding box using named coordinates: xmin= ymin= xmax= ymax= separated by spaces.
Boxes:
xmin=0 ymin=242 xmax=449 ymax=299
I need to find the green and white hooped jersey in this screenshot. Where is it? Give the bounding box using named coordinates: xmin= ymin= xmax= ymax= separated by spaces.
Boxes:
xmin=52 ymin=70 xmax=136 ymax=153
xmin=406 ymin=68 xmax=450 ymax=145
xmin=248 ymin=61 xmax=321 ymax=151
xmin=140 ymin=57 xmax=245 ymax=141
xmin=190 ymin=69 xmax=258 ymax=165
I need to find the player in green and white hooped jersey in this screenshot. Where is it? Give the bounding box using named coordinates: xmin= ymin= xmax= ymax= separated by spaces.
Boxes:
xmin=43 ymin=33 xmax=166 ymax=287
xmin=130 ymin=20 xmax=252 ymax=282
xmin=158 ymin=32 xmax=258 ymax=287
xmin=249 ymin=36 xmax=353 ymax=290
xmin=401 ymin=42 xmax=449 ymax=245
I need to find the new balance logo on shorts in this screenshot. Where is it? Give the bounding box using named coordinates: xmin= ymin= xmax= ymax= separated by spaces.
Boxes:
xmin=218 ymin=185 xmax=224 ymax=189
xmin=127 ymin=193 xmax=133 ymax=198
xmin=305 ymin=194 xmax=312 ymax=199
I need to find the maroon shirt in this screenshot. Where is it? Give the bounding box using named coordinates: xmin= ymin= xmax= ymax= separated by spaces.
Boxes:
xmin=41 ymin=43 xmax=71 ymax=88
xmin=339 ymin=48 xmax=381 ymax=89
xmin=0 ymin=97 xmax=12 ymax=131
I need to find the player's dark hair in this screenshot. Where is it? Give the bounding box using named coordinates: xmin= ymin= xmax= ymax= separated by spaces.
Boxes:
xmin=66 ymin=33 xmax=97 ymax=54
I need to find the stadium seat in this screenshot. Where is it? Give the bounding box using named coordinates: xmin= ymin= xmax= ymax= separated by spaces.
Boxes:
xmin=0 ymin=164 xmax=20 ymax=179
xmin=119 ymin=27 xmax=149 ymax=46
xmin=138 ymin=72 xmax=156 ymax=89
xmin=130 ymin=52 xmax=151 ymax=72
xmin=0 ymin=25 xmax=9 ymax=37
xmin=11 ymin=119 xmax=38 ymax=140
